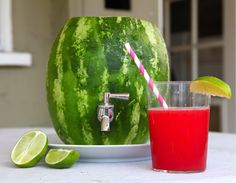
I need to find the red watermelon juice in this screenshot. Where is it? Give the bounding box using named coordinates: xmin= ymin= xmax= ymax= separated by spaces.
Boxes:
xmin=148 ymin=107 xmax=210 ymax=172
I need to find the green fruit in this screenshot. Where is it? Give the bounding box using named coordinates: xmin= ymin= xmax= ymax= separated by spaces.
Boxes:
xmin=11 ymin=130 xmax=48 ymax=168
xmin=45 ymin=149 xmax=80 ymax=168
xmin=47 ymin=16 xmax=170 ymax=145
xmin=190 ymin=76 xmax=232 ymax=99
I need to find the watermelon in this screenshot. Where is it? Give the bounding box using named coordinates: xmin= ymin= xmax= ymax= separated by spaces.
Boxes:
xmin=47 ymin=16 xmax=169 ymax=145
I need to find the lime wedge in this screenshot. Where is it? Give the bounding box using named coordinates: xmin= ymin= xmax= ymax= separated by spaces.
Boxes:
xmin=45 ymin=149 xmax=80 ymax=168
xmin=190 ymin=76 xmax=232 ymax=99
xmin=11 ymin=130 xmax=48 ymax=168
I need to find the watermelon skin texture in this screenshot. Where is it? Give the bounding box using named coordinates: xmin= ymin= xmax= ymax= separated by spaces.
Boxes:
xmin=47 ymin=16 xmax=169 ymax=145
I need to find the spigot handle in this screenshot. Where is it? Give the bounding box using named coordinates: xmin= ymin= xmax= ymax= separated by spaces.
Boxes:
xmin=104 ymin=92 xmax=129 ymax=105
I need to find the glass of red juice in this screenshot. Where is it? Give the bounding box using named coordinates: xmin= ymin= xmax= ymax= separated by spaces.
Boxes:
xmin=147 ymin=81 xmax=211 ymax=173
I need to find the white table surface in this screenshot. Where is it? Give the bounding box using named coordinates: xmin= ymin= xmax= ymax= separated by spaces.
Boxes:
xmin=1 ymin=127 xmax=236 ymax=183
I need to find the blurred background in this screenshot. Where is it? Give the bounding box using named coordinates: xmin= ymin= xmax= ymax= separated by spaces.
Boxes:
xmin=0 ymin=0 xmax=235 ymax=133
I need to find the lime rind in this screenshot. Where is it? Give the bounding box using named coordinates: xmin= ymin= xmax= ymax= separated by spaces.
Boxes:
xmin=11 ymin=131 xmax=48 ymax=168
xmin=190 ymin=76 xmax=232 ymax=99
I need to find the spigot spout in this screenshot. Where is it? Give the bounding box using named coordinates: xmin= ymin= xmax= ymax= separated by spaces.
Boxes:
xmin=101 ymin=115 xmax=110 ymax=131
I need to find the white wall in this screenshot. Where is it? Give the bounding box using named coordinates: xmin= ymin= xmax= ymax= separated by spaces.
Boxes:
xmin=70 ymin=0 xmax=164 ymax=32
xmin=0 ymin=0 xmax=68 ymax=127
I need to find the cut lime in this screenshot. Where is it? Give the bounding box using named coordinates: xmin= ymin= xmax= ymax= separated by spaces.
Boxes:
xmin=190 ymin=76 xmax=232 ymax=99
xmin=11 ymin=130 xmax=48 ymax=168
xmin=45 ymin=149 xmax=80 ymax=168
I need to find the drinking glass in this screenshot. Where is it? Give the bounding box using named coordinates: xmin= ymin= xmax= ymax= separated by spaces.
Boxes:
xmin=147 ymin=81 xmax=211 ymax=173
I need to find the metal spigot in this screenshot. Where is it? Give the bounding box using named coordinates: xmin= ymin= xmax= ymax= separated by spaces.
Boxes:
xmin=97 ymin=92 xmax=129 ymax=132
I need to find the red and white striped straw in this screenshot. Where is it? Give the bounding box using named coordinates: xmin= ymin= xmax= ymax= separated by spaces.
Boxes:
xmin=125 ymin=43 xmax=168 ymax=109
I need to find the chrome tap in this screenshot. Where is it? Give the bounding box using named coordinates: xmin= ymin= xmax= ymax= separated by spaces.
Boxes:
xmin=97 ymin=92 xmax=129 ymax=132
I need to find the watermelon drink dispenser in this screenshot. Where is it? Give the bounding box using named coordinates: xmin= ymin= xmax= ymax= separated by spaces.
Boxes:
xmin=97 ymin=92 xmax=129 ymax=131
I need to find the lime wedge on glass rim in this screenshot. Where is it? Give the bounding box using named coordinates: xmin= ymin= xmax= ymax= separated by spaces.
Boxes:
xmin=11 ymin=130 xmax=48 ymax=168
xmin=45 ymin=149 xmax=80 ymax=168
xmin=190 ymin=76 xmax=232 ymax=99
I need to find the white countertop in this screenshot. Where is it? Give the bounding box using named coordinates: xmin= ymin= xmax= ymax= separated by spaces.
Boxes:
xmin=1 ymin=128 xmax=236 ymax=183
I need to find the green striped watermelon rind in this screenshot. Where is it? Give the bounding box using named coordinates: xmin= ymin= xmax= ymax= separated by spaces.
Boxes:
xmin=47 ymin=16 xmax=169 ymax=145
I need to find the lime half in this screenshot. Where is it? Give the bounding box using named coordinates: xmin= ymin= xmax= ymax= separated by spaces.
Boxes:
xmin=11 ymin=130 xmax=48 ymax=168
xmin=45 ymin=149 xmax=80 ymax=168
xmin=190 ymin=76 xmax=232 ymax=99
